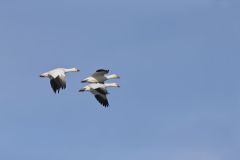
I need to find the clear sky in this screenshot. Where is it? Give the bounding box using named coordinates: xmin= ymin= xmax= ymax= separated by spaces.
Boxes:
xmin=0 ymin=0 xmax=240 ymax=160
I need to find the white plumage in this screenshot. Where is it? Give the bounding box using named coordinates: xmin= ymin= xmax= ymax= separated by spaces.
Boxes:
xmin=40 ymin=67 xmax=80 ymax=93
xmin=79 ymin=83 xmax=120 ymax=107
xmin=81 ymin=69 xmax=120 ymax=83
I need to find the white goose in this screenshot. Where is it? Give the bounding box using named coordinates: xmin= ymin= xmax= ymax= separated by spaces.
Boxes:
xmin=79 ymin=83 xmax=120 ymax=107
xmin=81 ymin=69 xmax=120 ymax=83
xmin=40 ymin=67 xmax=80 ymax=93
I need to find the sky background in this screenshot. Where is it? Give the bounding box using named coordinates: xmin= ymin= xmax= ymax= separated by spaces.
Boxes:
xmin=0 ymin=0 xmax=240 ymax=160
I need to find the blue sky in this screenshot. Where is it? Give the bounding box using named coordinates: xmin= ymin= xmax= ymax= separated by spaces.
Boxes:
xmin=0 ymin=0 xmax=240 ymax=159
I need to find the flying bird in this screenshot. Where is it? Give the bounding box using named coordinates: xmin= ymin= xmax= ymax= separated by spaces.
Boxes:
xmin=79 ymin=83 xmax=120 ymax=107
xmin=40 ymin=67 xmax=80 ymax=93
xmin=81 ymin=69 xmax=120 ymax=83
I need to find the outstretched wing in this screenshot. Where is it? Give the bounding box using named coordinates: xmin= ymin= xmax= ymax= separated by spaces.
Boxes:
xmin=50 ymin=76 xmax=66 ymax=93
xmin=94 ymin=94 xmax=109 ymax=107
xmin=92 ymin=69 xmax=109 ymax=77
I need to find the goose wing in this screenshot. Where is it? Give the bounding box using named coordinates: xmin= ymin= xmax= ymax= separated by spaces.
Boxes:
xmin=95 ymin=88 xmax=109 ymax=95
xmin=50 ymin=75 xmax=66 ymax=93
xmin=94 ymin=94 xmax=109 ymax=107
xmin=92 ymin=87 xmax=109 ymax=107
xmin=92 ymin=69 xmax=109 ymax=77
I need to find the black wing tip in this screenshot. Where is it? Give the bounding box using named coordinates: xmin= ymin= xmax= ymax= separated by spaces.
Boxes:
xmin=95 ymin=95 xmax=109 ymax=108
xmin=52 ymin=86 xmax=66 ymax=94
xmin=96 ymin=69 xmax=109 ymax=73
xmin=50 ymin=76 xmax=66 ymax=94
xmin=101 ymin=102 xmax=109 ymax=107
xmin=52 ymin=88 xmax=60 ymax=94
xmin=101 ymin=101 xmax=109 ymax=107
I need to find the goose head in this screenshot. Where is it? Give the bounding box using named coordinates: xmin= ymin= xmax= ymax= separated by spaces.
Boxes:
xmin=72 ymin=68 xmax=80 ymax=72
xmin=105 ymin=83 xmax=120 ymax=88
xmin=112 ymin=83 xmax=120 ymax=88
xmin=64 ymin=68 xmax=80 ymax=73
xmin=106 ymin=74 xmax=120 ymax=79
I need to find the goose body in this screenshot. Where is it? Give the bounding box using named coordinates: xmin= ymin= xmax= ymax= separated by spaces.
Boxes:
xmin=40 ymin=67 xmax=80 ymax=93
xmin=81 ymin=69 xmax=120 ymax=83
xmin=79 ymin=83 xmax=120 ymax=107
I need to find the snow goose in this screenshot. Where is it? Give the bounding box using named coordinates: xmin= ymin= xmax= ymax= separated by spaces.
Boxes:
xmin=81 ymin=69 xmax=120 ymax=83
xmin=79 ymin=83 xmax=120 ymax=107
xmin=40 ymin=67 xmax=80 ymax=93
